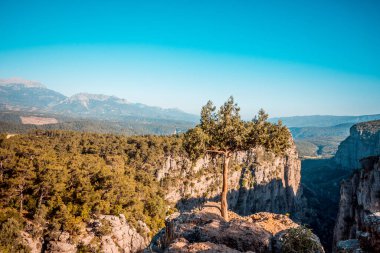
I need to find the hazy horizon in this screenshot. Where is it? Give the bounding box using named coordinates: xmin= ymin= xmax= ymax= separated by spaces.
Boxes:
xmin=1 ymin=1 xmax=379 ymax=118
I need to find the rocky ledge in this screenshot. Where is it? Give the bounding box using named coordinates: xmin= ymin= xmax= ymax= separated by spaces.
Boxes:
xmin=145 ymin=202 xmax=324 ymax=253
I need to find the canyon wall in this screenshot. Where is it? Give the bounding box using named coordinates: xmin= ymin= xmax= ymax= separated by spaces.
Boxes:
xmin=158 ymin=141 xmax=306 ymax=220
xmin=333 ymin=156 xmax=380 ymax=252
xmin=334 ymin=120 xmax=380 ymax=170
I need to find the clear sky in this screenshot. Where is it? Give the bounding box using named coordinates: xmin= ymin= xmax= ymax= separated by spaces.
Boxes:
xmin=0 ymin=0 xmax=379 ymax=117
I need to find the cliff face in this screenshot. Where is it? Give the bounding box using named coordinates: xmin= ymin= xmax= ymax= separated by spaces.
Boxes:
xmin=145 ymin=202 xmax=324 ymax=253
xmin=158 ymin=142 xmax=305 ymax=220
xmin=334 ymin=120 xmax=380 ymax=170
xmin=333 ymin=156 xmax=380 ymax=252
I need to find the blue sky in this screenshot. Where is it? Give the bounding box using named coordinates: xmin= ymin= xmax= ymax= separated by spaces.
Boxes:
xmin=0 ymin=0 xmax=379 ymax=117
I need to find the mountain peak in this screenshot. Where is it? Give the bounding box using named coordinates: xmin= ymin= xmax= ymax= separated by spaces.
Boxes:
xmin=0 ymin=78 xmax=46 ymax=88
xmin=70 ymin=93 xmax=112 ymax=101
xmin=69 ymin=93 xmax=129 ymax=104
xmin=0 ymin=77 xmax=197 ymax=122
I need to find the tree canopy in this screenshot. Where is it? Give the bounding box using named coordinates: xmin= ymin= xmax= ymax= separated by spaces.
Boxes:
xmin=0 ymin=131 xmax=184 ymax=251
xmin=185 ymin=97 xmax=291 ymax=159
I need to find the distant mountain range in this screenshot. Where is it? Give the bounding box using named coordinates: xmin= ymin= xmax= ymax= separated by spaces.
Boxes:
xmin=0 ymin=78 xmax=198 ymax=122
xmin=3 ymin=77 xmax=379 ymax=128
xmin=1 ymin=77 xmax=380 ymax=156
xmin=269 ymin=114 xmax=380 ymax=128
xmin=269 ymin=115 xmax=380 ymax=158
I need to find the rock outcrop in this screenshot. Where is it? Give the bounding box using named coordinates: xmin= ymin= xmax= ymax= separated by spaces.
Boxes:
xmin=333 ymin=156 xmax=380 ymax=252
xmin=159 ymin=142 xmax=306 ymax=220
xmin=146 ymin=202 xmax=324 ymax=253
xmin=334 ymin=120 xmax=380 ymax=170
xmin=301 ymin=120 xmax=380 ymax=252
xmin=22 ymin=214 xmax=148 ymax=253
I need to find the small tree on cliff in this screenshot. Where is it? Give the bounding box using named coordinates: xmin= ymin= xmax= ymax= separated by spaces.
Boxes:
xmin=184 ymin=96 xmax=248 ymax=220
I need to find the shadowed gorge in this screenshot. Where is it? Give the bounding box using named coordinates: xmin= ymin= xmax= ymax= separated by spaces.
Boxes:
xmin=299 ymin=120 xmax=380 ymax=252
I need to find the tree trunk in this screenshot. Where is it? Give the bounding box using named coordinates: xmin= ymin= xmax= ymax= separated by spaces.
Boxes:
xmin=36 ymin=189 xmax=45 ymax=217
xmin=20 ymin=191 xmax=23 ymax=214
xmin=18 ymin=184 xmax=24 ymax=214
xmin=0 ymin=161 xmax=3 ymax=182
xmin=221 ymin=154 xmax=230 ymax=221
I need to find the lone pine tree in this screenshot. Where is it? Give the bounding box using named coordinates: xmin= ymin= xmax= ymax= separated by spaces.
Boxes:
xmin=184 ymin=96 xmax=291 ymax=220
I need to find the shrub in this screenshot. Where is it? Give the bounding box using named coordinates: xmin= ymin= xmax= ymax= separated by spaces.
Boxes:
xmin=95 ymin=219 xmax=112 ymax=237
xmin=282 ymin=226 xmax=323 ymax=253
xmin=0 ymin=218 xmax=31 ymax=253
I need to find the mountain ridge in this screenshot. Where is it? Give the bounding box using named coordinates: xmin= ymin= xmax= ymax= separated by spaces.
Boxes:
xmin=0 ymin=78 xmax=198 ymax=123
xmin=270 ymin=114 xmax=380 ymax=128
xmin=0 ymin=77 xmax=46 ymax=88
xmin=3 ymin=77 xmax=379 ymax=126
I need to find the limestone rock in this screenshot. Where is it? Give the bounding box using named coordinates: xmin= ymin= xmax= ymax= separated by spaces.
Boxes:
xmin=334 ymin=121 xmax=380 ymax=170
xmin=98 ymin=214 xmax=147 ymax=253
xmin=22 ymin=214 xmax=148 ymax=253
xmin=360 ymin=212 xmax=380 ymax=252
xmin=147 ymin=202 xmax=324 ymax=253
xmin=158 ymin=143 xmax=305 ymax=220
xmin=45 ymin=232 xmax=76 ymax=253
xmin=165 ymin=238 xmax=244 ymax=253
xmin=336 ymin=239 xmax=361 ymax=253
xmin=333 ymin=156 xmax=380 ymax=252
xmin=20 ymin=228 xmax=43 ymax=253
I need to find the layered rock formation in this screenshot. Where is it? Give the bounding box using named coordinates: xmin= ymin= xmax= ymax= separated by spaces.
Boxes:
xmin=22 ymin=214 xmax=149 ymax=253
xmin=146 ymin=202 xmax=324 ymax=253
xmin=333 ymin=156 xmax=380 ymax=252
xmin=159 ymin=143 xmax=305 ymax=220
xmin=334 ymin=120 xmax=380 ymax=170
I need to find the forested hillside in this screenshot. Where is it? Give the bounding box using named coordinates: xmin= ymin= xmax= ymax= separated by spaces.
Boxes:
xmin=0 ymin=112 xmax=292 ymax=251
xmin=0 ymin=111 xmax=194 ymax=136
xmin=0 ymin=131 xmax=184 ymax=251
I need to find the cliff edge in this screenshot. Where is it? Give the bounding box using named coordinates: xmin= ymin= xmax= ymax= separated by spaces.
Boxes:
xmin=146 ymin=202 xmax=324 ymax=253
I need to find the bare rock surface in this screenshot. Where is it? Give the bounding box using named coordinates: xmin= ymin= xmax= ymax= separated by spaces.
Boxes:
xmin=336 ymin=239 xmax=361 ymax=253
xmin=334 ymin=121 xmax=380 ymax=170
xmin=146 ymin=202 xmax=323 ymax=253
xmin=166 ymin=238 xmax=243 ymax=253
xmin=159 ymin=143 xmax=306 ymax=220
xmin=22 ymin=214 xmax=148 ymax=253
xmin=333 ymin=156 xmax=380 ymax=252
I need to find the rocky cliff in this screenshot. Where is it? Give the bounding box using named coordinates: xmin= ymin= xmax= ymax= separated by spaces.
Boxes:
xmin=14 ymin=135 xmax=305 ymax=253
xmin=334 ymin=120 xmax=380 ymax=170
xmin=333 ymin=156 xmax=380 ymax=252
xmin=21 ymin=214 xmax=149 ymax=253
xmin=158 ymin=142 xmax=306 ymax=220
xmin=145 ymin=202 xmax=324 ymax=253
